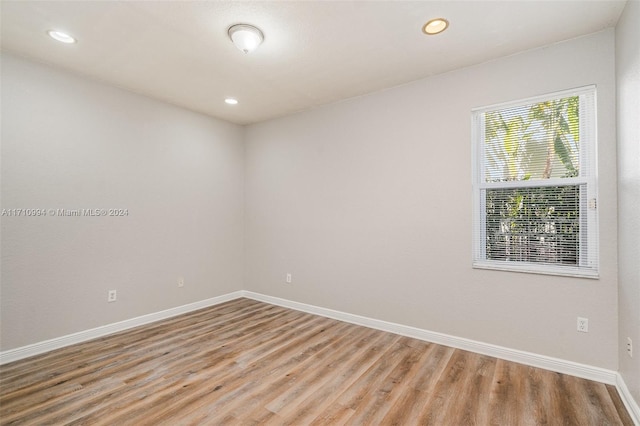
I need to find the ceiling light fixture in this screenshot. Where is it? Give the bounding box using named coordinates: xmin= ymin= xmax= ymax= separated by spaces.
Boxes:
xmin=47 ymin=30 xmax=76 ymax=44
xmin=225 ymin=98 xmax=239 ymax=105
xmin=228 ymin=24 xmax=264 ymax=54
xmin=422 ymin=18 xmax=449 ymax=35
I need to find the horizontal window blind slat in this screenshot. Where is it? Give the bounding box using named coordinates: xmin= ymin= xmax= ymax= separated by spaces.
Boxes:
xmin=477 ymin=177 xmax=589 ymax=189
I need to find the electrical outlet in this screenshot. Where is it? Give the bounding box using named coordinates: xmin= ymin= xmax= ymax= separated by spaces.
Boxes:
xmin=627 ymin=337 xmax=633 ymax=358
xmin=178 ymin=277 xmax=184 ymax=288
xmin=286 ymin=273 xmax=292 ymax=284
xmin=108 ymin=289 xmax=117 ymax=303
xmin=577 ymin=317 xmax=588 ymax=333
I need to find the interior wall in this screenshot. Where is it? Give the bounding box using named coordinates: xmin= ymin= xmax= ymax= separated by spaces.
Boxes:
xmin=616 ymin=0 xmax=640 ymax=405
xmin=0 ymin=54 xmax=245 ymax=351
xmin=245 ymin=30 xmax=619 ymax=369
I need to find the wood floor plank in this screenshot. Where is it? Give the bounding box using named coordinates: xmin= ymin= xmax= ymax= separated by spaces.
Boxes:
xmin=1 ymin=301 xmax=299 ymax=424
xmin=93 ymin=313 xmax=338 ymax=424
xmin=441 ymin=353 xmax=497 ymax=426
xmin=184 ymin=318 xmax=352 ymax=411
xmin=308 ymin=402 xmax=356 ymax=426
xmin=416 ymin=350 xmax=484 ymax=426
xmin=333 ymin=336 xmax=405 ymax=411
xmin=264 ymin=326 xmax=380 ymax=418
xmin=280 ymin=330 xmax=399 ymax=424
xmin=348 ymin=338 xmax=434 ymax=424
xmin=379 ymin=343 xmax=443 ymax=425
xmin=0 ymin=298 xmax=634 ymax=425
xmin=274 ymin=329 xmax=392 ymax=424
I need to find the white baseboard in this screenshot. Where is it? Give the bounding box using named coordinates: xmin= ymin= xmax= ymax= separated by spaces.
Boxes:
xmin=617 ymin=372 xmax=640 ymax=425
xmin=2 ymin=289 xmax=637 ymax=424
xmin=0 ymin=291 xmax=244 ymax=365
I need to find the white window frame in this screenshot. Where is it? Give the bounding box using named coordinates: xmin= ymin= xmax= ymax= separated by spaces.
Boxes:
xmin=471 ymin=86 xmax=599 ymax=278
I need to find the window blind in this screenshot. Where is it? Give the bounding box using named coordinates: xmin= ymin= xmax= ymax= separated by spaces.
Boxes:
xmin=472 ymin=86 xmax=598 ymax=278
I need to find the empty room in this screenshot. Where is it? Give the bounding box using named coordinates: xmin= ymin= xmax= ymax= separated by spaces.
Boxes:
xmin=1 ymin=0 xmax=639 ymax=424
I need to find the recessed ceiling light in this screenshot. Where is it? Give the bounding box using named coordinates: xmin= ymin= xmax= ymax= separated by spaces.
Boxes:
xmin=47 ymin=30 xmax=76 ymax=44
xmin=422 ymin=18 xmax=449 ymax=35
xmin=225 ymin=98 xmax=239 ymax=105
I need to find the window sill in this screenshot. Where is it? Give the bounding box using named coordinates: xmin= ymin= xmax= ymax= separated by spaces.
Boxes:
xmin=473 ymin=260 xmax=599 ymax=279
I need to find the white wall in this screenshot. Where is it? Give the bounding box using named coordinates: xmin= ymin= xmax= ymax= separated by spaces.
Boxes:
xmin=616 ymin=0 xmax=640 ymax=405
xmin=0 ymin=54 xmax=245 ymax=351
xmin=245 ymin=30 xmax=619 ymax=369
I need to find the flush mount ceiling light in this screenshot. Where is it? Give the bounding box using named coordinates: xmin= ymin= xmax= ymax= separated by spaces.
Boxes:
xmin=225 ymin=98 xmax=239 ymax=105
xmin=422 ymin=18 xmax=449 ymax=35
xmin=47 ymin=30 xmax=76 ymax=44
xmin=228 ymin=24 xmax=264 ymax=54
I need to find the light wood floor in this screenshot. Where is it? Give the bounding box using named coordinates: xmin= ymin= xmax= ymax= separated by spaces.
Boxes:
xmin=0 ymin=298 xmax=634 ymax=425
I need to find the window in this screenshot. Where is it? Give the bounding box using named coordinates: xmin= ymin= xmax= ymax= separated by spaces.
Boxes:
xmin=472 ymin=87 xmax=598 ymax=278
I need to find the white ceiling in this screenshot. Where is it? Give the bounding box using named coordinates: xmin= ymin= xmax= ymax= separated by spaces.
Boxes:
xmin=0 ymin=1 xmax=627 ymax=125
